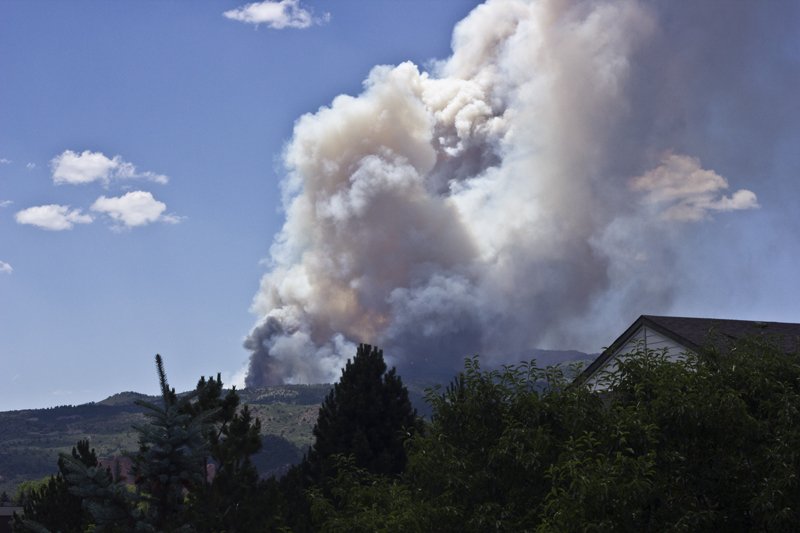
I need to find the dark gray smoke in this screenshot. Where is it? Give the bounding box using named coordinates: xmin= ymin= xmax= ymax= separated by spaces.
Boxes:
xmin=244 ymin=0 xmax=793 ymax=386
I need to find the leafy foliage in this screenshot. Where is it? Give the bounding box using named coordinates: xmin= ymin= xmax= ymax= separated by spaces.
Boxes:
xmin=314 ymin=340 xmax=800 ymax=532
xmin=15 ymin=338 xmax=800 ymax=532
xmin=402 ymin=358 xmax=601 ymax=531
xmin=308 ymin=455 xmax=432 ymax=533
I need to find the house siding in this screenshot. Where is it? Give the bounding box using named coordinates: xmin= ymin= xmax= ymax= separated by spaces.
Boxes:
xmin=637 ymin=327 xmax=688 ymax=360
xmin=585 ymin=325 xmax=691 ymax=389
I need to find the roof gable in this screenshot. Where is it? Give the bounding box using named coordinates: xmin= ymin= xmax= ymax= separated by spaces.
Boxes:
xmin=577 ymin=315 xmax=800 ymax=385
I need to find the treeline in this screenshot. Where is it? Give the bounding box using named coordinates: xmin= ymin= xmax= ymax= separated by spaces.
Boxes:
xmin=14 ymin=339 xmax=800 ymax=532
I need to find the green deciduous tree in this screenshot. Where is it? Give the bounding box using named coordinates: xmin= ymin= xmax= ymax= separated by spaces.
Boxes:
xmin=404 ymin=358 xmax=601 ymax=532
xmin=574 ymin=338 xmax=800 ymax=531
xmin=308 ymin=455 xmax=433 ymax=533
xmin=317 ymin=338 xmax=800 ymax=532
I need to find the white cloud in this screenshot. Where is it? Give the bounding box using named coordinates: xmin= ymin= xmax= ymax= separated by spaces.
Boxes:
xmin=0 ymin=158 xmax=10 ymax=164
xmin=15 ymin=204 xmax=94 ymax=231
xmin=223 ymin=0 xmax=328 ymax=29
xmin=632 ymin=154 xmax=759 ymax=221
xmin=26 ymin=162 xmax=36 ymax=169
xmin=0 ymin=261 xmax=12 ymax=274
xmin=0 ymin=200 xmax=12 ymax=208
xmin=50 ymin=150 xmax=168 ymax=186
xmin=90 ymin=191 xmax=180 ymax=229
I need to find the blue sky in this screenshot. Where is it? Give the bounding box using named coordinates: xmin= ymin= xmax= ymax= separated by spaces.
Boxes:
xmin=0 ymin=0 xmax=480 ymax=410
xmin=2 ymin=0 xmax=799 ymax=410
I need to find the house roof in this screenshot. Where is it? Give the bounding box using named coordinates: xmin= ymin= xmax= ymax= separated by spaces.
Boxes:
xmin=577 ymin=315 xmax=800 ymax=384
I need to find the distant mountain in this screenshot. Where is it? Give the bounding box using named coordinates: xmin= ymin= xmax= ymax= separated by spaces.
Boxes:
xmin=97 ymin=391 xmax=153 ymax=406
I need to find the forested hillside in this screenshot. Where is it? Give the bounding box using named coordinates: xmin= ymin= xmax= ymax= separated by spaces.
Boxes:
xmin=0 ymin=384 xmax=331 ymax=498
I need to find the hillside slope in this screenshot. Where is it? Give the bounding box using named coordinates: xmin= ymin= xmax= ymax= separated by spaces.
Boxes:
xmin=0 ymin=384 xmax=331 ymax=498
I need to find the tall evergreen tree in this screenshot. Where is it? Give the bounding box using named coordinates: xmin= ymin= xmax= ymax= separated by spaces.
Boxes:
xmin=129 ymin=354 xmax=213 ymax=532
xmin=307 ymin=343 xmax=419 ymax=478
xmin=12 ymin=441 xmax=98 ymax=533
xmin=278 ymin=344 xmax=418 ymax=532
xmin=59 ymin=449 xmax=137 ymax=532
xmin=13 ymin=355 xmax=273 ymax=532
xmin=44 ymin=357 xmax=223 ymax=533
xmin=183 ymin=374 xmax=266 ymax=532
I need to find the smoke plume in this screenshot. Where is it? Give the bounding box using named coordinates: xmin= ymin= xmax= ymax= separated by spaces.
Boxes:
xmin=245 ymin=0 xmax=792 ymax=386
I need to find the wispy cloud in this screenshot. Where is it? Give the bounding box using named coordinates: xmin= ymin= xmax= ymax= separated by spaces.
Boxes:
xmin=15 ymin=204 xmax=94 ymax=231
xmin=0 ymin=261 xmax=12 ymax=274
xmin=632 ymin=154 xmax=759 ymax=222
xmin=91 ymin=191 xmax=181 ymax=229
xmin=223 ymin=0 xmax=328 ymax=29
xmin=0 ymin=200 xmax=12 ymax=208
xmin=0 ymin=158 xmax=11 ymax=164
xmin=50 ymin=150 xmax=168 ymax=186
xmin=26 ymin=162 xmax=36 ymax=170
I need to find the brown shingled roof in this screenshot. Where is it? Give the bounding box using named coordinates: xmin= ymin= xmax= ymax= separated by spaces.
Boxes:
xmin=642 ymin=315 xmax=800 ymax=354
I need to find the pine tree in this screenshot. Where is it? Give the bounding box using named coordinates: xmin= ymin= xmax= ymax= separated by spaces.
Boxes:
xmin=58 ymin=449 xmax=137 ymax=532
xmin=15 ymin=356 xmax=270 ymax=532
xmin=48 ymin=356 xmax=214 ymax=532
xmin=183 ymin=375 xmax=266 ymax=532
xmin=279 ymin=344 xmax=419 ymax=532
xmin=12 ymin=440 xmax=99 ymax=533
xmin=307 ymin=343 xmax=418 ymax=478
xmin=129 ymin=354 xmax=213 ymax=532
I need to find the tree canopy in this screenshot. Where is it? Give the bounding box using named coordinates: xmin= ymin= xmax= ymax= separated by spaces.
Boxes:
xmin=307 ymin=343 xmax=418 ymax=478
xmin=312 ymin=339 xmax=800 ymax=531
xmin=14 ymin=338 xmax=800 ymax=532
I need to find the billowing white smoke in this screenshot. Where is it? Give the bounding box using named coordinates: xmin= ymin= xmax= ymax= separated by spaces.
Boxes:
xmin=245 ymin=0 xmax=773 ymax=386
